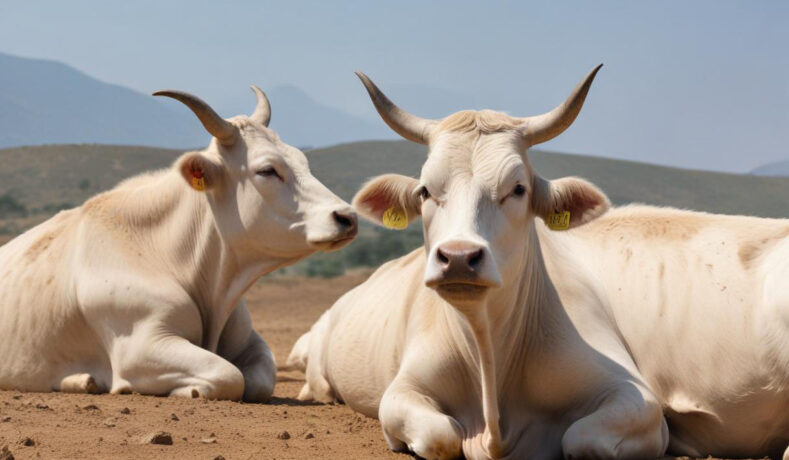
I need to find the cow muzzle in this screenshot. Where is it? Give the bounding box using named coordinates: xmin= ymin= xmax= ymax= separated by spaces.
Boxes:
xmin=307 ymin=207 xmax=358 ymax=251
xmin=425 ymin=241 xmax=501 ymax=300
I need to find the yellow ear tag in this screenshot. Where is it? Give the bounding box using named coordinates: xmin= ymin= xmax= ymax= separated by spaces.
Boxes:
xmin=547 ymin=210 xmax=571 ymax=230
xmin=191 ymin=176 xmax=206 ymax=191
xmin=382 ymin=206 xmax=408 ymax=230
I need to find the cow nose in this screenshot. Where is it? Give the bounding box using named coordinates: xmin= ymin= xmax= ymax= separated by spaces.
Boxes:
xmin=332 ymin=209 xmax=358 ymax=237
xmin=436 ymin=242 xmax=485 ymax=275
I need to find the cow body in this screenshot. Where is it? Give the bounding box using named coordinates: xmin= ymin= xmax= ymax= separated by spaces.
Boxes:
xmin=0 ymin=173 xmax=258 ymax=398
xmin=294 ymin=206 xmax=789 ymax=458
xmin=290 ymin=67 xmax=788 ymax=459
xmin=574 ymin=206 xmax=789 ymax=457
xmin=0 ymin=87 xmax=357 ymax=400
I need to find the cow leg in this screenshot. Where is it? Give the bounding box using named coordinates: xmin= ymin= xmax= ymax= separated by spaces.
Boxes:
xmin=379 ymin=380 xmax=463 ymax=460
xmin=562 ymin=380 xmax=668 ymax=460
xmin=110 ymin=333 xmax=244 ymax=400
xmin=226 ymin=332 xmax=275 ymax=403
xmin=58 ymin=373 xmax=102 ymax=394
xmin=217 ymin=302 xmax=276 ymax=403
xmin=783 ymin=443 xmax=788 ymax=460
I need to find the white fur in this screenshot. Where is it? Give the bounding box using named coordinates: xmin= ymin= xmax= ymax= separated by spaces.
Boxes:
xmin=291 ymin=116 xmax=787 ymax=458
xmin=0 ymin=102 xmax=355 ymax=402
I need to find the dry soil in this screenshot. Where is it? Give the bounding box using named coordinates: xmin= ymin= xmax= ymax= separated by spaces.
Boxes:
xmin=0 ymin=272 xmax=774 ymax=459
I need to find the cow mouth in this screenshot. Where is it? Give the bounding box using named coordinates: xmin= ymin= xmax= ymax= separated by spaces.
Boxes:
xmin=309 ymin=235 xmax=356 ymax=252
xmin=327 ymin=235 xmax=355 ymax=250
xmin=433 ymin=282 xmax=490 ymax=298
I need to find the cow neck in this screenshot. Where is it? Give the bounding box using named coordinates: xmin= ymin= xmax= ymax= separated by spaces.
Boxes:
xmin=456 ymin=221 xmax=563 ymax=457
xmin=115 ymin=170 xmax=288 ymax=351
xmin=185 ymin=196 xmax=295 ymax=352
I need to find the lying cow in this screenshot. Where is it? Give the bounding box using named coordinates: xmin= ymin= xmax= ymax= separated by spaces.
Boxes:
xmin=288 ymin=66 xmax=789 ymax=459
xmin=0 ymin=86 xmax=357 ymax=402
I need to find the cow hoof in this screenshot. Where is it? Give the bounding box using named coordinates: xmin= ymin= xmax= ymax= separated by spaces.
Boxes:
xmin=296 ymin=383 xmax=313 ymax=401
xmin=60 ymin=373 xmax=102 ymax=394
xmin=169 ymin=386 xmax=204 ymax=399
xmin=397 ymin=419 xmax=462 ymax=460
xmin=409 ymin=439 xmax=462 ymax=460
xmin=84 ymin=376 xmax=100 ymax=394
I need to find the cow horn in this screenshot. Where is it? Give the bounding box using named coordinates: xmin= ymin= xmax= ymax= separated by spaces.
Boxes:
xmin=249 ymin=85 xmax=272 ymax=127
xmin=519 ymin=64 xmax=603 ymax=146
xmin=355 ymin=71 xmax=437 ymax=145
xmin=153 ymin=89 xmax=238 ymax=146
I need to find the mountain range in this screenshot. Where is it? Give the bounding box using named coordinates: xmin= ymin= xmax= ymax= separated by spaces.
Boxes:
xmin=0 ymin=52 xmax=394 ymax=150
xmin=1 ymin=51 xmax=788 ymax=177
xmin=751 ymin=159 xmax=789 ymax=177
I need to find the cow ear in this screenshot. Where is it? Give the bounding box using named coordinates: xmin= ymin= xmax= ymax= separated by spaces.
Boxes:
xmin=352 ymin=174 xmax=421 ymax=229
xmin=177 ymin=152 xmax=224 ymax=192
xmin=532 ymin=175 xmax=610 ymax=229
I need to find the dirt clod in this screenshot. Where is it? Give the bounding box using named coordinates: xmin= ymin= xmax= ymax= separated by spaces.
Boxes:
xmin=19 ymin=438 xmax=34 ymax=447
xmin=103 ymin=418 xmax=116 ymax=427
xmin=142 ymin=431 xmax=173 ymax=446
xmin=276 ymin=431 xmax=290 ymax=440
xmin=201 ymin=437 xmax=217 ymax=444
xmin=0 ymin=445 xmax=13 ymax=460
xmin=213 ymin=456 xmax=225 ymax=460
xmin=304 ymin=433 xmax=314 ymax=439
xmin=1 ymin=417 xmax=10 ymax=422
xmin=119 ymin=408 xmax=131 ymax=415
xmin=170 ymin=413 xmax=179 ymax=421
xmin=82 ymin=404 xmax=99 ymax=411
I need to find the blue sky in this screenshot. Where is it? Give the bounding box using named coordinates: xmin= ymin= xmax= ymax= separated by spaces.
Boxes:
xmin=1 ymin=1 xmax=787 ymax=172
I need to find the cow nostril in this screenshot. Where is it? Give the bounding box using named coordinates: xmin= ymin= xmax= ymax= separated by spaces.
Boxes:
xmin=467 ymin=249 xmax=484 ymax=268
xmin=437 ymin=248 xmax=450 ymax=265
xmin=332 ymin=211 xmax=357 ymax=230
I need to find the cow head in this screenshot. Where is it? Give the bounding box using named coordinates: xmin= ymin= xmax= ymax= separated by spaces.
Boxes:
xmin=154 ymin=87 xmax=357 ymax=260
xmin=352 ymin=66 xmax=609 ymax=307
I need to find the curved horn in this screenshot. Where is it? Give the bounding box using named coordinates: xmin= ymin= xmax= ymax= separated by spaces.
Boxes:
xmin=153 ymin=89 xmax=238 ymax=146
xmin=519 ymin=64 xmax=603 ymax=146
xmin=355 ymin=71 xmax=437 ymax=145
xmin=249 ymin=85 xmax=272 ymax=127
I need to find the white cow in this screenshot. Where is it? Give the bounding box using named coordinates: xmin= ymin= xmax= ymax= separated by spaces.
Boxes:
xmin=288 ymin=66 xmax=789 ymax=459
xmin=0 ymin=86 xmax=357 ymax=402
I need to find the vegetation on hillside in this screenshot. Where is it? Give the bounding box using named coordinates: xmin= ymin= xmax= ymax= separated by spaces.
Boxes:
xmin=1 ymin=141 xmax=788 ymax=276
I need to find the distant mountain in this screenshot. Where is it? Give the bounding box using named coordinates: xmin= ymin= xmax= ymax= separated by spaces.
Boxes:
xmin=0 ymin=52 xmax=395 ymax=150
xmin=264 ymin=85 xmax=392 ymax=148
xmin=751 ymin=159 xmax=789 ymax=177
xmin=347 ymin=83 xmax=481 ymax=121
xmin=0 ymin=52 xmax=208 ymax=149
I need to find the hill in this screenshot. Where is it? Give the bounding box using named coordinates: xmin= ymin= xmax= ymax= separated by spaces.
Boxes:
xmin=0 ymin=52 xmax=208 ymax=149
xmin=1 ymin=141 xmax=787 ymax=273
xmin=308 ymin=141 xmax=789 ymax=218
xmin=751 ymin=158 xmax=789 ymax=177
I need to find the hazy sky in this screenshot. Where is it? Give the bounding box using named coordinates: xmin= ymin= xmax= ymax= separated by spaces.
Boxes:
xmin=1 ymin=1 xmax=787 ymax=172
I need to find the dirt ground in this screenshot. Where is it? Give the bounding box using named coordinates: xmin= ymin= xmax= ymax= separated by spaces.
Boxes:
xmin=0 ymin=272 xmax=774 ymax=460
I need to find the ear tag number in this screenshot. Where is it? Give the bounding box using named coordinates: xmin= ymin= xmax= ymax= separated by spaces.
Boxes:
xmin=382 ymin=206 xmax=408 ymax=230
xmin=191 ymin=170 xmax=206 ymax=191
xmin=547 ymin=210 xmax=571 ymax=231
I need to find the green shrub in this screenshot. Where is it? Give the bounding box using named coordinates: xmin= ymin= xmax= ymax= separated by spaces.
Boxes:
xmin=305 ymin=258 xmax=345 ymax=278
xmin=0 ymin=194 xmax=27 ymax=218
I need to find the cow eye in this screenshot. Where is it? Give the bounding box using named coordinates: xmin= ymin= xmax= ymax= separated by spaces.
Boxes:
xmin=256 ymin=166 xmax=281 ymax=180
xmin=418 ymin=185 xmax=431 ymax=200
xmin=512 ymin=184 xmax=526 ymax=197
